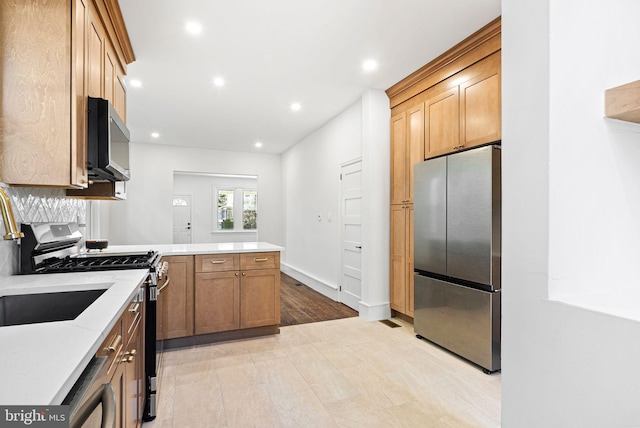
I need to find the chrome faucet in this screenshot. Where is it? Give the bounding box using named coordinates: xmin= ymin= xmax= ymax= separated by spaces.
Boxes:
xmin=0 ymin=187 xmax=24 ymax=240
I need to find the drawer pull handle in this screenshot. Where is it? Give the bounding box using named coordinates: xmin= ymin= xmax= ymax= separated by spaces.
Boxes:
xmin=210 ymin=260 xmax=226 ymax=264
xmin=254 ymin=257 xmax=268 ymax=262
xmin=129 ymin=303 xmax=140 ymax=313
xmin=158 ymin=261 xmax=170 ymax=279
xmin=106 ymin=335 xmax=122 ymax=353
xmin=158 ymin=277 xmax=171 ymax=294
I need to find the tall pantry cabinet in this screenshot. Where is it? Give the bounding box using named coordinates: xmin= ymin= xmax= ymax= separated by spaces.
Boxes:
xmin=0 ymin=0 xmax=134 ymax=188
xmin=387 ymin=17 xmax=502 ymax=319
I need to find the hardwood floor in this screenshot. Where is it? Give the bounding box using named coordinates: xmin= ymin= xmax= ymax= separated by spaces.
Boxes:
xmin=280 ymin=272 xmax=358 ymax=326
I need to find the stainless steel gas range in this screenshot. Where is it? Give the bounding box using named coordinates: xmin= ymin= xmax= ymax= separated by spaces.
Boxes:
xmin=19 ymin=222 xmax=168 ymax=422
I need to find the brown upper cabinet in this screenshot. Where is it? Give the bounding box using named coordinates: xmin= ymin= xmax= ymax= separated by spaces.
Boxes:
xmin=0 ymin=0 xmax=134 ymax=188
xmin=424 ymin=51 xmax=501 ymax=159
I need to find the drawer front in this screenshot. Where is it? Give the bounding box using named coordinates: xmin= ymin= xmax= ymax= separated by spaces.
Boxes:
xmin=195 ymin=253 xmax=239 ymax=273
xmin=240 ymin=252 xmax=280 ymax=270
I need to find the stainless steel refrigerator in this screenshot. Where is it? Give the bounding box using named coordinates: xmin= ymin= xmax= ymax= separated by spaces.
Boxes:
xmin=413 ymin=144 xmax=501 ymax=373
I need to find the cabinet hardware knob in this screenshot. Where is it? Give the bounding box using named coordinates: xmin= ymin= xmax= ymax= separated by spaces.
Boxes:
xmin=121 ymin=349 xmax=137 ymax=363
xmin=235 ymin=272 xmax=239 ymax=276
xmin=242 ymin=272 xmax=246 ymax=276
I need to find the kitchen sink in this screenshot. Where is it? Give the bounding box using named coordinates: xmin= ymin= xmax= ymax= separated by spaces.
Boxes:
xmin=0 ymin=289 xmax=107 ymax=327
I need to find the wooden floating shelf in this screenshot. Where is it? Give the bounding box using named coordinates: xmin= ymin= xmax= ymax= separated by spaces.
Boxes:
xmin=605 ymin=80 xmax=640 ymax=123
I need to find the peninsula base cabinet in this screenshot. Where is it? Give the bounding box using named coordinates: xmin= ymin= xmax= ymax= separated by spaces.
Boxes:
xmin=157 ymin=256 xmax=194 ymax=340
xmin=194 ymin=252 xmax=281 ymax=334
xmin=159 ymin=252 xmax=281 ymax=341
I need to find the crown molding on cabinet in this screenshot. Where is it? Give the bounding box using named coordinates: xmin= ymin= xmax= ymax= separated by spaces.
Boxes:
xmin=386 ymin=16 xmax=501 ymax=109
xmin=95 ymin=0 xmax=136 ymax=65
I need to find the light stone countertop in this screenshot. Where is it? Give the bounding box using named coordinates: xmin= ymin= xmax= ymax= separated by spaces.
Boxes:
xmin=100 ymin=241 xmax=284 ymax=256
xmin=0 ymin=269 xmax=149 ymax=405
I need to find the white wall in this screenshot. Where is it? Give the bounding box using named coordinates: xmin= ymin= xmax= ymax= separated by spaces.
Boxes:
xmin=282 ymin=99 xmax=362 ymax=296
xmin=105 ymin=143 xmax=284 ymax=247
xmin=282 ymin=90 xmax=390 ymax=320
xmin=502 ymin=0 xmax=640 ymax=426
xmin=172 ymin=173 xmax=257 ymax=244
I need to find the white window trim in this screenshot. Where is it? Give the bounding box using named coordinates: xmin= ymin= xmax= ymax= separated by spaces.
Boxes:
xmin=213 ymin=186 xmax=258 ymax=233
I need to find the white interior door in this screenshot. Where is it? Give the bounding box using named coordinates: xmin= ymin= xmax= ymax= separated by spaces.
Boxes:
xmin=172 ymin=194 xmax=192 ymax=244
xmin=340 ymin=160 xmax=362 ymax=311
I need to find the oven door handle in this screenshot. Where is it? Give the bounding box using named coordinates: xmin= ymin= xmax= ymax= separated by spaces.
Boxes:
xmin=70 ymin=383 xmax=116 ymax=428
xmin=158 ymin=276 xmax=171 ymax=295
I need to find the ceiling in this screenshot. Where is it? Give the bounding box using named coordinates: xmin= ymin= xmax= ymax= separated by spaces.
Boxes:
xmin=118 ymin=0 xmax=501 ymax=155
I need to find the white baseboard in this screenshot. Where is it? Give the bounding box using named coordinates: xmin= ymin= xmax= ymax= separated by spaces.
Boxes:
xmin=358 ymin=300 xmax=392 ymax=321
xmin=281 ymin=263 xmax=338 ymax=301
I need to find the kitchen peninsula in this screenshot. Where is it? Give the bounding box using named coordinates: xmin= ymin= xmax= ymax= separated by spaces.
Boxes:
xmin=0 ymin=242 xmax=283 ymax=410
xmin=107 ymin=242 xmax=285 ymax=347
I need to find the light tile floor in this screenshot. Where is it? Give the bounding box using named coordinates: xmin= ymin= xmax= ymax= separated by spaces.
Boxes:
xmin=144 ymin=317 xmax=501 ymax=428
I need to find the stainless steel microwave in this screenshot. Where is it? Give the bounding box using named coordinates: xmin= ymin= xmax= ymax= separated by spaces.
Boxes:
xmin=87 ymin=97 xmax=130 ymax=182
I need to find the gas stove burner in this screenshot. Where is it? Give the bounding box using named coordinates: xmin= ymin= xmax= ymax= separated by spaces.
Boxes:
xmin=36 ymin=251 xmax=159 ymax=273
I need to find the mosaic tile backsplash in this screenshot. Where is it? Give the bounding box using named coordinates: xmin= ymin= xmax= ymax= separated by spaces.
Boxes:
xmin=0 ymin=186 xmax=87 ymax=277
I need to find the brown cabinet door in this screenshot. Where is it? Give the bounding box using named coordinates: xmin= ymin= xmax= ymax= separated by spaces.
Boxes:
xmin=194 ymin=271 xmax=240 ymax=334
xmin=104 ymin=44 xmax=116 ymax=104
xmin=124 ymin=319 xmax=143 ymax=428
xmin=390 ymin=205 xmax=407 ymax=313
xmin=406 ymin=104 xmax=425 ymax=204
xmin=111 ymin=360 xmax=126 ymax=428
xmin=160 ymin=256 xmax=194 ymax=339
xmin=240 ymin=269 xmax=280 ymax=329
xmin=459 ymin=52 xmax=501 ymax=149
xmin=425 ymin=87 xmax=459 ymax=159
xmin=114 ymin=72 xmax=127 ymax=122
xmin=390 ymin=112 xmax=407 ymax=205
xmin=406 ymin=205 xmax=415 ymax=317
xmin=87 ymin=12 xmax=104 ymax=98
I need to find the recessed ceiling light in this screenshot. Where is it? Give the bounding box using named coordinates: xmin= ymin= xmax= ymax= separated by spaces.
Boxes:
xmin=255 ymin=142 xmax=263 ymax=148
xmin=151 ymin=132 xmax=160 ymax=138
xmin=362 ymin=59 xmax=378 ymax=72
xmin=213 ymin=77 xmax=225 ymax=87
xmin=129 ymin=79 xmax=142 ymax=88
xmin=290 ymin=102 xmax=301 ymax=112
xmin=185 ymin=21 xmax=202 ymax=35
